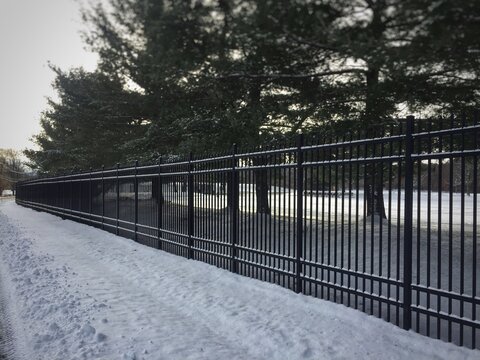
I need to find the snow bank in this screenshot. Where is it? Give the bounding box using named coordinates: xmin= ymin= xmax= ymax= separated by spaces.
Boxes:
xmin=0 ymin=200 xmax=478 ymax=359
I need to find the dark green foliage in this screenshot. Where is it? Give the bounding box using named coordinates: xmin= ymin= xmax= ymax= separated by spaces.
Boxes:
xmin=28 ymin=0 xmax=479 ymax=172
xmin=25 ymin=67 xmax=147 ymax=173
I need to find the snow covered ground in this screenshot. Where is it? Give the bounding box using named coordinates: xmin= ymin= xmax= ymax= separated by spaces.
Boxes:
xmin=0 ymin=199 xmax=478 ymax=360
xmin=159 ymin=188 xmax=479 ymax=230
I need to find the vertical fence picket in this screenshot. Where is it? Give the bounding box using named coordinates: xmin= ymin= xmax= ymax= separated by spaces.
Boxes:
xmin=134 ymin=160 xmax=139 ymax=242
xmin=62 ymin=173 xmax=66 ymax=219
xmin=231 ymin=144 xmax=238 ymax=273
xmin=70 ymin=169 xmax=74 ymax=214
xmin=472 ymin=111 xmax=478 ymax=349
xmin=89 ymin=168 xmax=92 ymax=221
xmin=403 ymin=115 xmax=414 ymax=330
xmin=157 ymin=157 xmax=162 ymax=250
xmin=116 ymin=163 xmax=120 ymax=236
xmin=296 ymin=134 xmax=304 ymax=294
xmin=188 ymin=152 xmax=194 ymax=259
xmin=101 ymin=165 xmax=105 ymax=230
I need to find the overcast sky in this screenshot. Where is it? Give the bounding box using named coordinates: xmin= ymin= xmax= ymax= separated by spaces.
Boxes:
xmin=0 ymin=0 xmax=100 ymax=151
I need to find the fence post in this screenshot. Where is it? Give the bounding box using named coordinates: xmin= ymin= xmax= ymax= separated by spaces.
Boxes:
xmin=296 ymin=133 xmax=304 ymax=294
xmin=116 ymin=163 xmax=120 ymax=236
xmin=188 ymin=152 xmax=194 ymax=259
xmin=230 ymin=144 xmax=238 ymax=273
xmin=157 ymin=157 xmax=163 ymax=250
xmin=79 ymin=170 xmax=83 ymax=217
xmin=70 ymin=169 xmax=74 ymax=214
xmin=134 ymin=160 xmax=139 ymax=242
xmin=403 ymin=115 xmax=414 ymax=330
xmin=101 ymin=165 xmax=105 ymax=230
xmin=89 ymin=167 xmax=92 ymax=221
xmin=61 ymin=172 xmax=66 ymax=219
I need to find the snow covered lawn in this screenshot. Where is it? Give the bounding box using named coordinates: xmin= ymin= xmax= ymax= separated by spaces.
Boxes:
xmin=0 ymin=200 xmax=478 ymax=360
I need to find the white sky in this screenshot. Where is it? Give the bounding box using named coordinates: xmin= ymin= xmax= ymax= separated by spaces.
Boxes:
xmin=0 ymin=0 xmax=101 ymax=151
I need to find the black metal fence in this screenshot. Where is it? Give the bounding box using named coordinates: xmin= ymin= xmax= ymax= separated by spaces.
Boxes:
xmin=15 ymin=116 xmax=480 ymax=349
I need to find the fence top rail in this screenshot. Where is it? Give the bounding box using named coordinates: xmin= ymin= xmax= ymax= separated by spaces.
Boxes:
xmin=22 ymin=165 xmax=132 ymax=184
xmin=411 ymin=148 xmax=480 ymax=160
xmin=301 ymin=134 xmax=405 ymax=152
xmin=235 ymin=146 xmax=297 ymax=159
xmin=16 ymin=122 xmax=480 ymax=187
xmin=412 ymin=124 xmax=480 ymax=140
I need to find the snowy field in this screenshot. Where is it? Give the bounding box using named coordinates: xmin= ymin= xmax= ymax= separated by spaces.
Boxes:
xmin=0 ymin=200 xmax=479 ymax=360
xmin=160 ymin=188 xmax=479 ymax=230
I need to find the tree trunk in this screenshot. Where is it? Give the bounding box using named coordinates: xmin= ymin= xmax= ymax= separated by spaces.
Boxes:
xmin=226 ymin=173 xmax=235 ymax=209
xmin=364 ymin=67 xmax=387 ymax=218
xmin=247 ymin=81 xmax=271 ymax=215
xmin=151 ymin=177 xmax=164 ymax=207
xmin=365 ymin=164 xmax=386 ymax=218
xmin=362 ymin=3 xmax=389 ymax=219
xmin=255 ymin=168 xmax=270 ymax=214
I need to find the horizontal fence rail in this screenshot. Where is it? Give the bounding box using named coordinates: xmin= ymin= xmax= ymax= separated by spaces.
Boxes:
xmin=16 ymin=115 xmax=480 ymax=349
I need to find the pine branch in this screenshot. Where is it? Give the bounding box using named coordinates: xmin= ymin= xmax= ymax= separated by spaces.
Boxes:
xmin=284 ymin=34 xmax=339 ymax=53
xmin=266 ymin=15 xmax=339 ymax=53
xmin=215 ymin=69 xmax=366 ymax=81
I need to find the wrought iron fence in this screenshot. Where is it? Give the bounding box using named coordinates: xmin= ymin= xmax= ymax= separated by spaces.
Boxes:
xmin=15 ymin=115 xmax=480 ymax=349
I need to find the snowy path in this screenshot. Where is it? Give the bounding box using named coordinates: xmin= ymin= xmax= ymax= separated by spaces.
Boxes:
xmin=0 ymin=200 xmax=478 ymax=360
